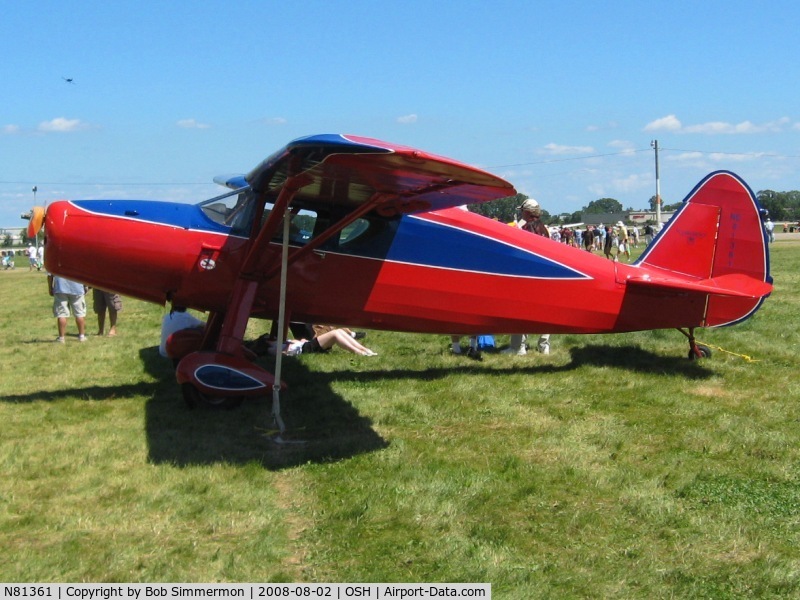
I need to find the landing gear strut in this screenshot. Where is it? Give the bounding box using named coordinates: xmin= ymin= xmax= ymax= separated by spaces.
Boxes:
xmin=677 ymin=327 xmax=712 ymax=360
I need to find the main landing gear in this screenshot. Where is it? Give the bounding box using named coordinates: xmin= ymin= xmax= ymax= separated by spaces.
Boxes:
xmin=175 ymin=350 xmax=279 ymax=410
xmin=677 ymin=327 xmax=713 ymax=360
xmin=181 ymin=383 xmax=245 ymax=410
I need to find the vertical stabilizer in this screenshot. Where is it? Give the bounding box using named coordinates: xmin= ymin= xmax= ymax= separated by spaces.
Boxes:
xmin=637 ymin=171 xmax=771 ymax=326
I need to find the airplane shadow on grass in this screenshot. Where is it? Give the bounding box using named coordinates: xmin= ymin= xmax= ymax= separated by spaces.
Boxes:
xmin=3 ymin=343 xmax=712 ymax=469
xmin=142 ymin=342 xmax=712 ymax=468
xmin=137 ymin=347 xmax=391 ymax=470
xmin=326 ymin=343 xmax=715 ymax=386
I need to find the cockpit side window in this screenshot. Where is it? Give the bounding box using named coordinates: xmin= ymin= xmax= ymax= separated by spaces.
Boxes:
xmin=258 ymin=204 xmax=318 ymax=245
xmin=321 ymin=213 xmax=394 ymax=256
xmin=339 ymin=218 xmax=371 ymax=246
xmin=200 ymin=189 xmax=392 ymax=253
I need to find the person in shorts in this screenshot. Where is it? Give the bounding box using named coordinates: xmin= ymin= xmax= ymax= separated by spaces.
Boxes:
xmin=48 ymin=275 xmax=88 ymax=343
xmin=27 ymin=244 xmax=37 ymax=271
xmin=258 ymin=328 xmax=377 ymax=357
xmin=92 ymin=288 xmax=123 ymax=336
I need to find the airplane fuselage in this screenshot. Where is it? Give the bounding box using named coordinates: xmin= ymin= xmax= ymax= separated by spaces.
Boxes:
xmin=43 ymin=196 xmax=739 ymax=336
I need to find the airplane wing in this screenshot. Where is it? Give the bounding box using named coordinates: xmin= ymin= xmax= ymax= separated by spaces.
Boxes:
xmin=244 ymin=134 xmax=516 ymax=216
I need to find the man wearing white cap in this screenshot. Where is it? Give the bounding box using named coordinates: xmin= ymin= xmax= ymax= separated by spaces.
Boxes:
xmin=503 ymin=198 xmax=551 ymax=355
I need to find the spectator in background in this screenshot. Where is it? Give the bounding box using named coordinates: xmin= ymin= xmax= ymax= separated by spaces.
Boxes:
xmin=48 ymin=274 xmax=87 ymax=343
xmin=644 ymin=223 xmax=654 ymax=245
xmin=583 ymin=226 xmax=595 ymax=252
xmin=765 ymin=218 xmax=775 ymax=243
xmin=616 ymin=221 xmax=630 ymax=262
xmin=503 ymin=198 xmax=552 ymax=356
xmin=93 ymin=288 xmax=123 ymax=336
xmin=270 ymin=328 xmax=377 ymax=357
xmin=603 ymin=225 xmax=614 ymax=260
xmin=450 ymin=335 xmax=481 ymax=359
xmin=27 ymin=244 xmax=38 ymax=271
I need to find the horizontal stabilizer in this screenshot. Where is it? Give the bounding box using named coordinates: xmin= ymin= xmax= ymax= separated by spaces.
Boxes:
xmin=625 ymin=273 xmax=773 ymax=299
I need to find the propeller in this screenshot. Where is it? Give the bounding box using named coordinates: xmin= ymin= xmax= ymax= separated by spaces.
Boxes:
xmin=22 ymin=206 xmax=46 ymax=238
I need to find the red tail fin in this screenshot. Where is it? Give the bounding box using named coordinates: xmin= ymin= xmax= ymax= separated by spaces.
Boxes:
xmin=637 ymin=171 xmax=772 ymax=326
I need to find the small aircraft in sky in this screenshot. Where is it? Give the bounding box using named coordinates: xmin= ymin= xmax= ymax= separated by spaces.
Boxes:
xmin=26 ymin=134 xmax=772 ymax=414
xmin=62 ymin=77 xmax=74 ymax=84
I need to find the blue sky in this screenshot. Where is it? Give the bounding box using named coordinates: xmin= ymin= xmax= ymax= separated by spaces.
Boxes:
xmin=2 ymin=0 xmax=799 ymax=227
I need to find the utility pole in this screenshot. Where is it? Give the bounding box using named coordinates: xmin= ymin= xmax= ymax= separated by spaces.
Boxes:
xmin=651 ymin=140 xmax=661 ymax=225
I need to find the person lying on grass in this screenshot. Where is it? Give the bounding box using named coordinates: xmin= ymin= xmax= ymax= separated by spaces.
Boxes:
xmin=252 ymin=327 xmax=377 ymax=357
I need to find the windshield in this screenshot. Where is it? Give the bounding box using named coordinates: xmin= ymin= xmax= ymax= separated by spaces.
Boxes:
xmin=199 ymin=187 xmax=256 ymax=236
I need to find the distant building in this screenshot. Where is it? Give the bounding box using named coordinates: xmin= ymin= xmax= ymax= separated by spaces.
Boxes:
xmin=581 ymin=210 xmax=674 ymax=226
xmin=626 ymin=210 xmax=675 ymax=225
xmin=0 ymin=227 xmax=25 ymax=246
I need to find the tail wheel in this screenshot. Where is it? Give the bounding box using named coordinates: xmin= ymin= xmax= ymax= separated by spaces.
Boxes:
xmin=688 ymin=344 xmax=712 ymax=360
xmin=677 ymin=328 xmax=712 ymax=361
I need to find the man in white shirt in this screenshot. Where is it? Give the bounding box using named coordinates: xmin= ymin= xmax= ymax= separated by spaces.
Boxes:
xmin=27 ymin=244 xmax=37 ymax=271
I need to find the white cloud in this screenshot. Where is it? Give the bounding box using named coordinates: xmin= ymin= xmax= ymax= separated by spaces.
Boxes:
xmin=645 ymin=115 xmax=793 ymax=135
xmin=644 ymin=114 xmax=682 ymax=132
xmin=586 ymin=121 xmax=619 ymax=132
xmin=263 ymin=117 xmax=287 ymax=126
xmin=587 ymin=182 xmax=606 ymax=197
xmin=708 ymin=151 xmax=766 ymax=162
xmin=761 ymin=117 xmax=790 ymax=131
xmin=607 ymin=139 xmax=637 ymax=154
xmin=587 ymin=173 xmax=650 ymax=198
xmin=176 ymin=118 xmax=210 ymax=129
xmin=397 ymin=114 xmax=418 ymax=124
xmin=685 ymin=118 xmax=791 ymax=134
xmin=38 ymin=117 xmax=87 ymax=133
xmin=541 ymin=142 xmax=594 ymax=155
xmin=669 ymin=151 xmax=765 ymax=166
xmin=612 ymin=173 xmax=650 ymax=193
xmin=684 ymin=121 xmax=754 ymax=134
xmin=670 ymin=151 xmax=705 ymax=162
xmin=2 ymin=124 xmax=20 ymax=135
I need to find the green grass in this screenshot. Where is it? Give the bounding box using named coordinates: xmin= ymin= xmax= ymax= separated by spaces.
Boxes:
xmin=1 ymin=242 xmax=799 ymax=597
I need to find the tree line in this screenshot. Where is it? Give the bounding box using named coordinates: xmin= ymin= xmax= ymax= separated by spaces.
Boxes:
xmin=469 ymin=189 xmax=800 ymax=225
xmin=756 ymin=190 xmax=800 ymax=221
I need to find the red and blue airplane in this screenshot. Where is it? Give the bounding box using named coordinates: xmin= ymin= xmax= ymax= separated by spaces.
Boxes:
xmin=27 ymin=134 xmax=772 ymax=409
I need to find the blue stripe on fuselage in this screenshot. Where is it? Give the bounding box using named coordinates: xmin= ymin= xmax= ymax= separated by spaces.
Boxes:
xmin=387 ymin=215 xmax=590 ymax=279
xmin=71 ymin=200 xmax=230 ymax=233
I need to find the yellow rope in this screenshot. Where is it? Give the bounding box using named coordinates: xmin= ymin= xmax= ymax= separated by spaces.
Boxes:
xmin=695 ymin=340 xmax=760 ymax=363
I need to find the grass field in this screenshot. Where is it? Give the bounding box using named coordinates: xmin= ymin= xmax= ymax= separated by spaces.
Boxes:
xmin=1 ymin=242 xmax=798 ymax=598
